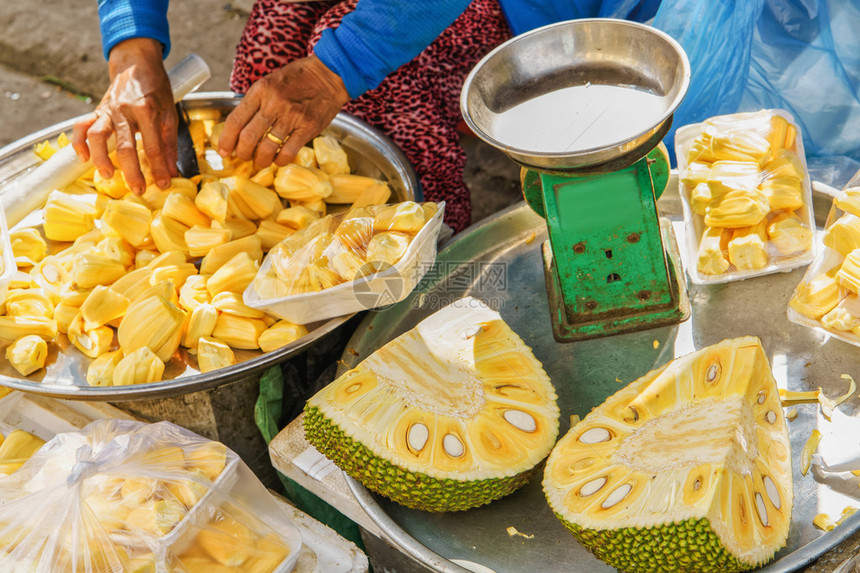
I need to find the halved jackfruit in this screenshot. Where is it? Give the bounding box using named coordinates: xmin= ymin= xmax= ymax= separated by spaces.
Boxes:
xmin=543 ymin=337 xmax=792 ymax=573
xmin=304 ymin=297 xmax=560 ymax=511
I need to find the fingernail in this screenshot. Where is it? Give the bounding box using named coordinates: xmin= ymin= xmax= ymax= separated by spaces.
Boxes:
xmin=157 ymin=178 xmax=170 ymax=189
xmin=131 ymin=185 xmax=144 ymax=195
xmin=218 ymin=148 xmax=228 ymax=157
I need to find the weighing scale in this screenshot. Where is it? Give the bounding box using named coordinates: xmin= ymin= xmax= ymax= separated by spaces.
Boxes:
xmin=460 ymin=18 xmax=692 ymax=341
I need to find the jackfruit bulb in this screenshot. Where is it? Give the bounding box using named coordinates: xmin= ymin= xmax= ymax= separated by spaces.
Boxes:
xmin=304 ymin=297 xmax=560 ymax=511
xmin=543 ymin=337 xmax=792 ymax=573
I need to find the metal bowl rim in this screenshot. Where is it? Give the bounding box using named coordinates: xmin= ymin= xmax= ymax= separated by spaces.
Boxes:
xmin=460 ymin=18 xmax=691 ymax=163
xmin=0 ymin=93 xmax=418 ymax=400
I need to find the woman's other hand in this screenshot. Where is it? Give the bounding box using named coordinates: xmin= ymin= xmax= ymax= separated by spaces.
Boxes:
xmin=218 ymin=54 xmax=350 ymax=169
xmin=72 ymin=38 xmax=177 ymax=194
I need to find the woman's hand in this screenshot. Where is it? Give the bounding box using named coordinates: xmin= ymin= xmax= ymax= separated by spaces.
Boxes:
xmin=218 ymin=54 xmax=350 ymax=169
xmin=72 ymin=38 xmax=177 ymax=194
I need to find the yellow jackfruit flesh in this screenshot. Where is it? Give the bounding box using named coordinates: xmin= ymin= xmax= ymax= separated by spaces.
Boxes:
xmin=312 ymin=135 xmax=350 ymax=176
xmin=183 ymin=303 xmax=219 ymax=351
xmin=102 ymin=200 xmax=152 ymax=247
xmin=706 ymin=161 xmax=761 ymax=195
xmin=6 ymin=335 xmax=48 ymax=376
xmin=327 ymin=173 xmax=387 ymax=204
xmin=197 ymin=337 xmax=237 ymax=373
xmin=205 ymin=252 xmax=259 ymax=296
xmin=10 ymin=228 xmax=47 ymax=267
xmin=276 ymin=205 xmax=318 ymax=230
xmin=704 ymin=188 xmax=769 ymax=229
xmin=543 ymin=337 xmax=792 ymax=573
xmin=790 ymin=268 xmax=842 ymax=319
xmin=709 ymin=130 xmax=771 ymax=164
xmin=86 ymin=349 xmax=124 ymax=386
xmin=5 ymin=289 xmax=54 ymax=319
xmin=373 ymin=201 xmax=426 ymax=233
xmin=162 ymin=192 xmax=211 ymax=228
xmin=821 ymin=295 xmax=860 ymax=331
xmin=760 ymin=177 xmax=804 ymax=211
xmin=835 ymin=187 xmax=860 ymax=218
xmin=68 ymin=312 xmax=114 ymax=358
xmin=43 ymin=191 xmax=98 ymax=242
xmin=696 ymin=226 xmax=731 ymax=275
xmin=112 ymin=346 xmax=165 ymax=386
xmin=117 ymin=295 xmax=185 ymax=362
xmin=223 ymin=175 xmax=282 ymax=220
xmin=837 ymin=249 xmax=860 ymax=293
xmin=366 ymin=231 xmax=411 ymax=266
xmin=0 ymin=316 xmax=58 ymax=343
xmin=680 ymin=162 xmax=711 ymax=189
xmin=211 ymin=314 xmax=266 ymax=350
xmin=823 ymin=214 xmax=860 ymax=257
xmin=258 ymin=320 xmax=309 ymax=353
xmin=767 ymin=212 xmax=812 ymax=255
xmin=80 ymin=285 xmax=129 ymax=330
xmin=199 ymin=236 xmax=263 ymax=275
xmin=728 ymin=220 xmax=770 ymax=271
xmin=195 ymin=181 xmax=229 ymax=222
xmin=150 ymin=211 xmax=190 ymax=254
xmin=273 ymin=164 xmax=333 ymax=202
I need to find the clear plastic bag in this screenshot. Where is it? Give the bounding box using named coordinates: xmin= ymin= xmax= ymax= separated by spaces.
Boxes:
xmin=655 ymin=0 xmax=860 ymax=186
xmin=675 ymin=109 xmax=816 ymax=285
xmin=244 ymin=201 xmax=444 ymax=324
xmin=0 ymin=418 xmax=302 ymax=572
xmin=788 ymin=170 xmax=860 ymax=347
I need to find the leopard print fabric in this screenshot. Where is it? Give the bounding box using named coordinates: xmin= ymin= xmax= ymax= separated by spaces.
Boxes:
xmin=231 ymin=0 xmax=512 ymax=232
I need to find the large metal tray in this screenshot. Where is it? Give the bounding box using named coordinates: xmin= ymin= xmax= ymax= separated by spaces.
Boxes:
xmin=339 ymin=180 xmax=860 ymax=573
xmin=0 ymin=93 xmax=419 ymax=400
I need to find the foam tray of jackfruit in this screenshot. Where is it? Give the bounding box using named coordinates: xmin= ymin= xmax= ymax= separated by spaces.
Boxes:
xmin=787 ymin=170 xmax=860 ymax=347
xmin=676 ymin=109 xmax=816 ymax=285
xmin=333 ymin=191 xmax=860 ymax=573
xmin=0 ymin=93 xmax=418 ymax=399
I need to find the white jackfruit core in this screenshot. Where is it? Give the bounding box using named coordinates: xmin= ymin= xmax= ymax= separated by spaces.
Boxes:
xmin=613 ymin=396 xmax=757 ymax=474
xmin=361 ymin=301 xmax=498 ymax=418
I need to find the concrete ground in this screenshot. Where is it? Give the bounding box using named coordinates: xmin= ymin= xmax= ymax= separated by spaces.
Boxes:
xmin=0 ymin=3 xmax=854 ymax=572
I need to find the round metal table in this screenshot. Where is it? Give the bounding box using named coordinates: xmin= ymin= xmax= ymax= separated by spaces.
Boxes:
xmin=338 ymin=180 xmax=860 ymax=573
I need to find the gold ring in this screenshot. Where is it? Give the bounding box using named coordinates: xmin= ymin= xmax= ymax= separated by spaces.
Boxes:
xmin=265 ymin=130 xmax=286 ymax=145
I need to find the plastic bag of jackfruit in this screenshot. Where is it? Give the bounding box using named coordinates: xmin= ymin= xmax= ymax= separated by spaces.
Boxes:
xmin=0 ymin=200 xmax=16 ymax=307
xmin=787 ymin=170 xmax=860 ymax=348
xmin=0 ymin=418 xmax=302 ymax=572
xmin=244 ymin=200 xmax=444 ymax=324
xmin=675 ymin=109 xmax=816 ymax=285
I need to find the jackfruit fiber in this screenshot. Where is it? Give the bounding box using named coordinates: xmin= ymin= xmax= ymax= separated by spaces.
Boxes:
xmin=543 ymin=337 xmax=792 ymax=573
xmin=304 ymin=297 xmax=560 ymax=511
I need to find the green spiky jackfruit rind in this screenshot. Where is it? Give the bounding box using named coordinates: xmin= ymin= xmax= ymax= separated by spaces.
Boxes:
xmin=304 ymin=404 xmax=535 ymax=512
xmin=558 ymin=514 xmax=764 ymax=573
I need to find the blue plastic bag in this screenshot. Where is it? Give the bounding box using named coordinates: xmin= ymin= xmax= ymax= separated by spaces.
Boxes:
xmin=654 ymin=0 xmax=860 ymax=186
xmin=651 ymin=0 xmax=766 ymax=161
xmin=742 ymin=0 xmax=860 ymax=185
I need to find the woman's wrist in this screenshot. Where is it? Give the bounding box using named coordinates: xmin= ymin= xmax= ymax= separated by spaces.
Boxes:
xmin=108 ymin=37 xmax=164 ymax=80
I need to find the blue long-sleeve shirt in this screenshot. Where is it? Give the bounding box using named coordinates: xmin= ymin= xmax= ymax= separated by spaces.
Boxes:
xmin=97 ymin=0 xmax=660 ymax=99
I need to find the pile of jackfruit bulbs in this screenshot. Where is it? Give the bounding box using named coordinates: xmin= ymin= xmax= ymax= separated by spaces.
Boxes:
xmin=0 ymin=422 xmax=294 ymax=573
xmin=2 ymin=110 xmax=412 ymax=385
xmin=252 ymin=200 xmax=438 ymax=298
xmin=789 ymin=186 xmax=860 ymax=335
xmin=680 ymin=110 xmax=813 ymax=277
